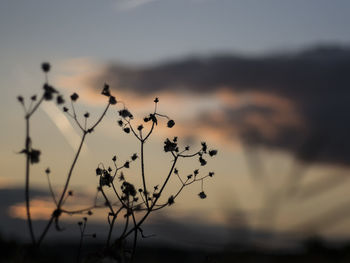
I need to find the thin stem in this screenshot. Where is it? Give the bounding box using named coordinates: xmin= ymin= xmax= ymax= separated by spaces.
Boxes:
xmin=25 ymin=117 xmax=36 ymax=246
xmin=111 ymin=182 xmax=126 ymax=207
xmin=178 ymin=151 xmax=201 ymax=158
xmin=130 ymin=210 xmax=138 ymax=263
xmin=89 ymin=103 xmax=110 ymax=131
xmin=57 ymin=132 xmax=87 ymax=207
xmin=155 ymin=112 xmax=169 ymax=119
xmin=37 ymin=216 xmax=54 ymax=246
xmin=126 ymin=120 xmax=141 ymax=141
xmin=143 ymin=121 xmax=155 ymax=142
xmin=77 ymin=221 xmax=86 ymax=263
xmin=46 ymin=173 xmax=58 ymax=206
xmin=119 ymin=212 xmax=130 ymax=239
xmin=106 ymin=206 xmax=123 ymax=247
xmin=175 ymin=171 xmax=184 ymax=185
xmin=38 ymin=131 xmax=87 ymax=246
xmin=61 ymin=205 xmax=102 ymax=215
xmin=99 ymin=185 xmax=114 ymax=214
xmin=140 ymin=142 xmax=149 ymax=209
xmin=70 ymin=101 xmax=85 ymax=132
xmin=28 ymin=96 xmax=44 ymax=117
xmin=124 ymin=156 xmax=178 ymax=238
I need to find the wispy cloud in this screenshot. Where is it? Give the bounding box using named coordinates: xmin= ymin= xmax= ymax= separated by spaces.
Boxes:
xmin=114 ymin=0 xmax=159 ymax=11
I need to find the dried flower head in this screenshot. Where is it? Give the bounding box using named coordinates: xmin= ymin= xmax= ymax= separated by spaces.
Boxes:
xmin=109 ymin=96 xmax=117 ymax=105
xmin=167 ymin=120 xmax=175 ymax=128
xmin=70 ymin=93 xmax=79 ymax=102
xmin=119 ymin=109 xmax=133 ymax=119
xmin=198 ymin=191 xmax=207 ymax=199
xmin=102 ymin=84 xmax=111 ymax=97
xmin=168 ymin=196 xmax=175 ymax=205
xmin=17 ymin=96 xmax=24 ymax=104
xmin=131 ymin=153 xmax=138 ymax=161
xmin=56 ymin=95 xmax=65 ymax=105
xmin=209 ymin=150 xmax=218 ymax=157
xmin=41 ymin=62 xmax=51 ymax=73
xmin=29 ymin=149 xmax=41 ymax=164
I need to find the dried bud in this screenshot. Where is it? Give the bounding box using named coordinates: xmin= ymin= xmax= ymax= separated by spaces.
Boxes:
xmin=167 ymin=120 xmax=175 ymax=128
xmin=17 ymin=96 xmax=24 ymax=103
xmin=131 ymin=153 xmax=138 ymax=161
xmin=70 ymin=93 xmax=79 ymax=101
xmin=101 ymin=83 xmax=111 ymax=97
xmin=29 ymin=149 xmax=41 ymax=164
xmin=124 ymin=161 xmax=130 ymax=168
xmin=209 ymin=150 xmax=218 ymax=157
xmin=56 ymin=95 xmax=65 ymax=105
xmin=168 ymin=196 xmax=174 ymax=205
xmin=119 ymin=109 xmax=132 ymax=119
xmin=41 ymin=62 xmax=51 ymax=73
xmin=201 ymin=142 xmax=207 ymax=153
xmin=199 ymin=156 xmax=207 ymax=166
xmin=109 ymin=96 xmax=117 ymax=105
xmin=198 ymin=191 xmax=207 ymax=199
xmin=96 ymin=167 xmax=102 ymax=176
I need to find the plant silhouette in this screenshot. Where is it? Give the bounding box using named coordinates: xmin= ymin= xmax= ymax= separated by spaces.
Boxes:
xmin=17 ymin=63 xmax=217 ymax=262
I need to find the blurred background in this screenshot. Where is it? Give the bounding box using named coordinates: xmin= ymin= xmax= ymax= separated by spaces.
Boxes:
xmin=1 ymin=0 xmax=350 ymax=261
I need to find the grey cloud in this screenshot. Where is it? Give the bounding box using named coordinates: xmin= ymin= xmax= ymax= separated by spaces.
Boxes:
xmin=91 ymin=45 xmax=350 ymax=166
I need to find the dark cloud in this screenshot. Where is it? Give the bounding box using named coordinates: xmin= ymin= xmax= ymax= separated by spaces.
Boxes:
xmin=92 ymin=45 xmax=350 ymax=166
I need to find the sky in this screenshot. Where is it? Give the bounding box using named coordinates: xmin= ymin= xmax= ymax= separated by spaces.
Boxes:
xmin=1 ymin=0 xmax=350 ymax=248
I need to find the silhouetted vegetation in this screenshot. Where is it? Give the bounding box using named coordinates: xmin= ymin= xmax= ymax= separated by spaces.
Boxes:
xmin=16 ymin=63 xmax=217 ymax=262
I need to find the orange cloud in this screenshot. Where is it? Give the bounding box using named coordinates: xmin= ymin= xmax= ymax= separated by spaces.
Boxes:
xmin=9 ymin=199 xmax=55 ymax=220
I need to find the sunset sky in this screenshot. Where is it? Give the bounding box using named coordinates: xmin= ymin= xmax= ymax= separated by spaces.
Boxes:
xmin=1 ymin=0 xmax=350 ymax=247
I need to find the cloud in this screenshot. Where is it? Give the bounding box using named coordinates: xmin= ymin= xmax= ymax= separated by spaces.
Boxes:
xmin=87 ymin=45 xmax=350 ymax=166
xmin=114 ymin=0 xmax=159 ymax=11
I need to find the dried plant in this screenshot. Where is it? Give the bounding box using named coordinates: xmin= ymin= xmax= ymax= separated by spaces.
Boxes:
xmin=18 ymin=63 xmax=217 ymax=262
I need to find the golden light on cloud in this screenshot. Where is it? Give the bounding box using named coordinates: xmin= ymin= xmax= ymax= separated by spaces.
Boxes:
xmin=9 ymin=199 xmax=55 ymax=220
xmin=8 ymin=195 xmax=109 ymax=222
